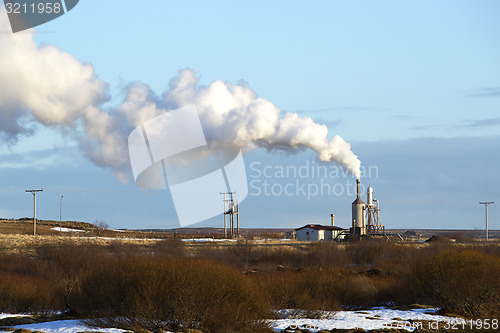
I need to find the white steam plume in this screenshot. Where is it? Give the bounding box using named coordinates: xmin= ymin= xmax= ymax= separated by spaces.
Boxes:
xmin=0 ymin=8 xmax=361 ymax=180
xmin=159 ymin=69 xmax=361 ymax=178
xmin=0 ymin=7 xmax=130 ymax=179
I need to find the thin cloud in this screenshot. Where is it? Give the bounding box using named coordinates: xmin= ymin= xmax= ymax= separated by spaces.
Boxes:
xmin=316 ymin=119 xmax=342 ymax=129
xmin=408 ymin=124 xmax=443 ymax=131
xmin=458 ymin=117 xmax=500 ymax=128
xmin=464 ymin=87 xmax=500 ymax=98
xmin=0 ymin=146 xmax=80 ymax=169
xmin=393 ymin=115 xmax=415 ymax=120
xmin=291 ymin=106 xmax=391 ymax=114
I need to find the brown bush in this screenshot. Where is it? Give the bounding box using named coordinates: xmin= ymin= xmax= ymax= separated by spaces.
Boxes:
xmin=404 ymin=248 xmax=500 ymax=317
xmin=307 ymin=242 xmax=349 ymax=267
xmin=36 ymin=244 xmax=112 ymax=310
xmin=1 ymin=239 xmax=499 ymax=329
xmin=256 ymin=266 xmax=347 ymax=311
xmin=197 ymin=243 xmax=310 ymax=271
xmin=153 ymin=239 xmax=186 ymax=257
xmin=346 ymin=241 xmax=411 ymax=268
xmin=256 ymin=246 xmax=308 ymax=269
xmin=0 ymin=272 xmax=63 ymax=312
xmin=0 ymin=253 xmax=65 ymax=313
xmin=69 ymin=256 xmax=271 ymax=333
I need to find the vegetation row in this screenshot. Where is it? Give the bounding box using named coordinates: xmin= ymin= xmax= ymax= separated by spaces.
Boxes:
xmin=0 ymin=240 xmax=499 ymax=332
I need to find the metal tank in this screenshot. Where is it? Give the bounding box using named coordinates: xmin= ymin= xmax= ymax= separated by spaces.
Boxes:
xmin=367 ymin=185 xmax=373 ymax=206
xmin=352 ymin=179 xmax=366 ymax=235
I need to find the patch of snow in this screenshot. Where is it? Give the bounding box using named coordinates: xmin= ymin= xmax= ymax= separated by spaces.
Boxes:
xmin=4 ymin=319 xmax=126 ymax=333
xmin=270 ymin=307 xmax=466 ymax=332
xmin=51 ymin=227 xmax=85 ymax=233
xmin=0 ymin=313 xmax=31 ymax=320
xmin=1 ymin=308 xmax=466 ymax=333
xmin=180 ymin=238 xmax=236 ymax=242
xmin=70 ymin=236 xmax=163 ymax=241
xmin=2 ymin=319 xmax=178 ymax=333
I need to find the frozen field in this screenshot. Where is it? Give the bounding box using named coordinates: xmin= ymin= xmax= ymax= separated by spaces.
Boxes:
xmin=1 ymin=307 xmax=465 ymax=333
xmin=270 ymin=307 xmax=465 ymax=332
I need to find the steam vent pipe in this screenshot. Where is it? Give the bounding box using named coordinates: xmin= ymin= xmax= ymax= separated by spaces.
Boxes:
xmin=352 ymin=179 xmax=366 ymax=235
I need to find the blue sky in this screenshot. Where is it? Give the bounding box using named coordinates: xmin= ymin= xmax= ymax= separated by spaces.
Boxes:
xmin=0 ymin=0 xmax=499 ymax=230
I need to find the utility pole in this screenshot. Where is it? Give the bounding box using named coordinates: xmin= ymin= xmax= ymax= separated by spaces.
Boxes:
xmin=221 ymin=191 xmax=239 ymax=239
xmin=60 ymin=195 xmax=64 ymax=223
xmin=26 ymin=189 xmax=43 ymax=236
xmin=479 ymin=201 xmax=494 ymax=241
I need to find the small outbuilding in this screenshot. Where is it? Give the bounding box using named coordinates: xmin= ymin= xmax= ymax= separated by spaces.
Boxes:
xmin=295 ymin=224 xmax=346 ymax=242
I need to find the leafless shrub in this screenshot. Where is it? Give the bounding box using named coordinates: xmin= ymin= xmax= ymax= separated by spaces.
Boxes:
xmin=69 ymin=256 xmax=271 ymax=332
xmin=231 ymin=239 xmax=255 ymax=269
xmin=0 ymin=253 xmax=64 ymax=312
xmin=405 ymin=248 xmax=500 ymax=317
xmin=307 ymin=242 xmax=349 ymax=267
xmin=1 ymin=239 xmax=499 ymax=327
xmin=94 ymin=220 xmax=109 ymax=230
xmin=255 ymin=267 xmax=344 ymax=311
xmin=153 ymin=239 xmax=186 ymax=257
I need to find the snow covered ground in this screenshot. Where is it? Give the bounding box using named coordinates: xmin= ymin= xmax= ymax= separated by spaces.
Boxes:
xmin=1 ymin=308 xmax=465 ymax=332
xmin=0 ymin=314 xmax=30 ymax=320
xmin=51 ymin=227 xmax=85 ymax=233
xmin=270 ymin=307 xmax=466 ymax=332
xmin=180 ymin=238 xmax=293 ymax=242
xmin=49 ymin=233 xmax=294 ymax=243
xmin=0 ymin=319 xmax=126 ymax=333
xmin=180 ymin=238 xmax=237 ymax=242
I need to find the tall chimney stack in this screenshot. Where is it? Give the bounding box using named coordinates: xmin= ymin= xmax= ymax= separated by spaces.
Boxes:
xmin=331 ymin=214 xmax=335 ymax=226
xmin=356 ymin=179 xmax=361 ymax=199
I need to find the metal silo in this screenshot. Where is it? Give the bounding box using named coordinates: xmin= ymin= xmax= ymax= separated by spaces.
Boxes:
xmin=367 ymin=185 xmax=373 ymax=206
xmin=352 ymin=179 xmax=366 ymax=235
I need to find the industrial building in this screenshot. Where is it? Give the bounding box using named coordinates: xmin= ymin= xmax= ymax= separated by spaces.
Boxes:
xmin=296 ymin=224 xmax=345 ymax=241
xmin=349 ymin=179 xmax=384 ymax=239
xmin=296 ymin=179 xmax=384 ymax=242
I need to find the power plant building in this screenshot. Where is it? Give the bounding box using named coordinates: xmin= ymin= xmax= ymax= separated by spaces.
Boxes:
xmin=296 ymin=224 xmax=345 ymax=241
xmin=295 ymin=179 xmax=383 ymax=242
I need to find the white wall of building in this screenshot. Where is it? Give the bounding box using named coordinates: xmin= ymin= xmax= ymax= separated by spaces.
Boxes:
xmin=297 ymin=227 xmax=322 ymax=241
xmin=296 ymin=226 xmax=345 ymax=241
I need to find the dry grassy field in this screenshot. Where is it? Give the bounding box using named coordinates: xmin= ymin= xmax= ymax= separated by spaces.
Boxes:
xmin=1 ymin=218 xmax=499 ymax=332
xmin=1 ymin=218 xmax=498 ymax=255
